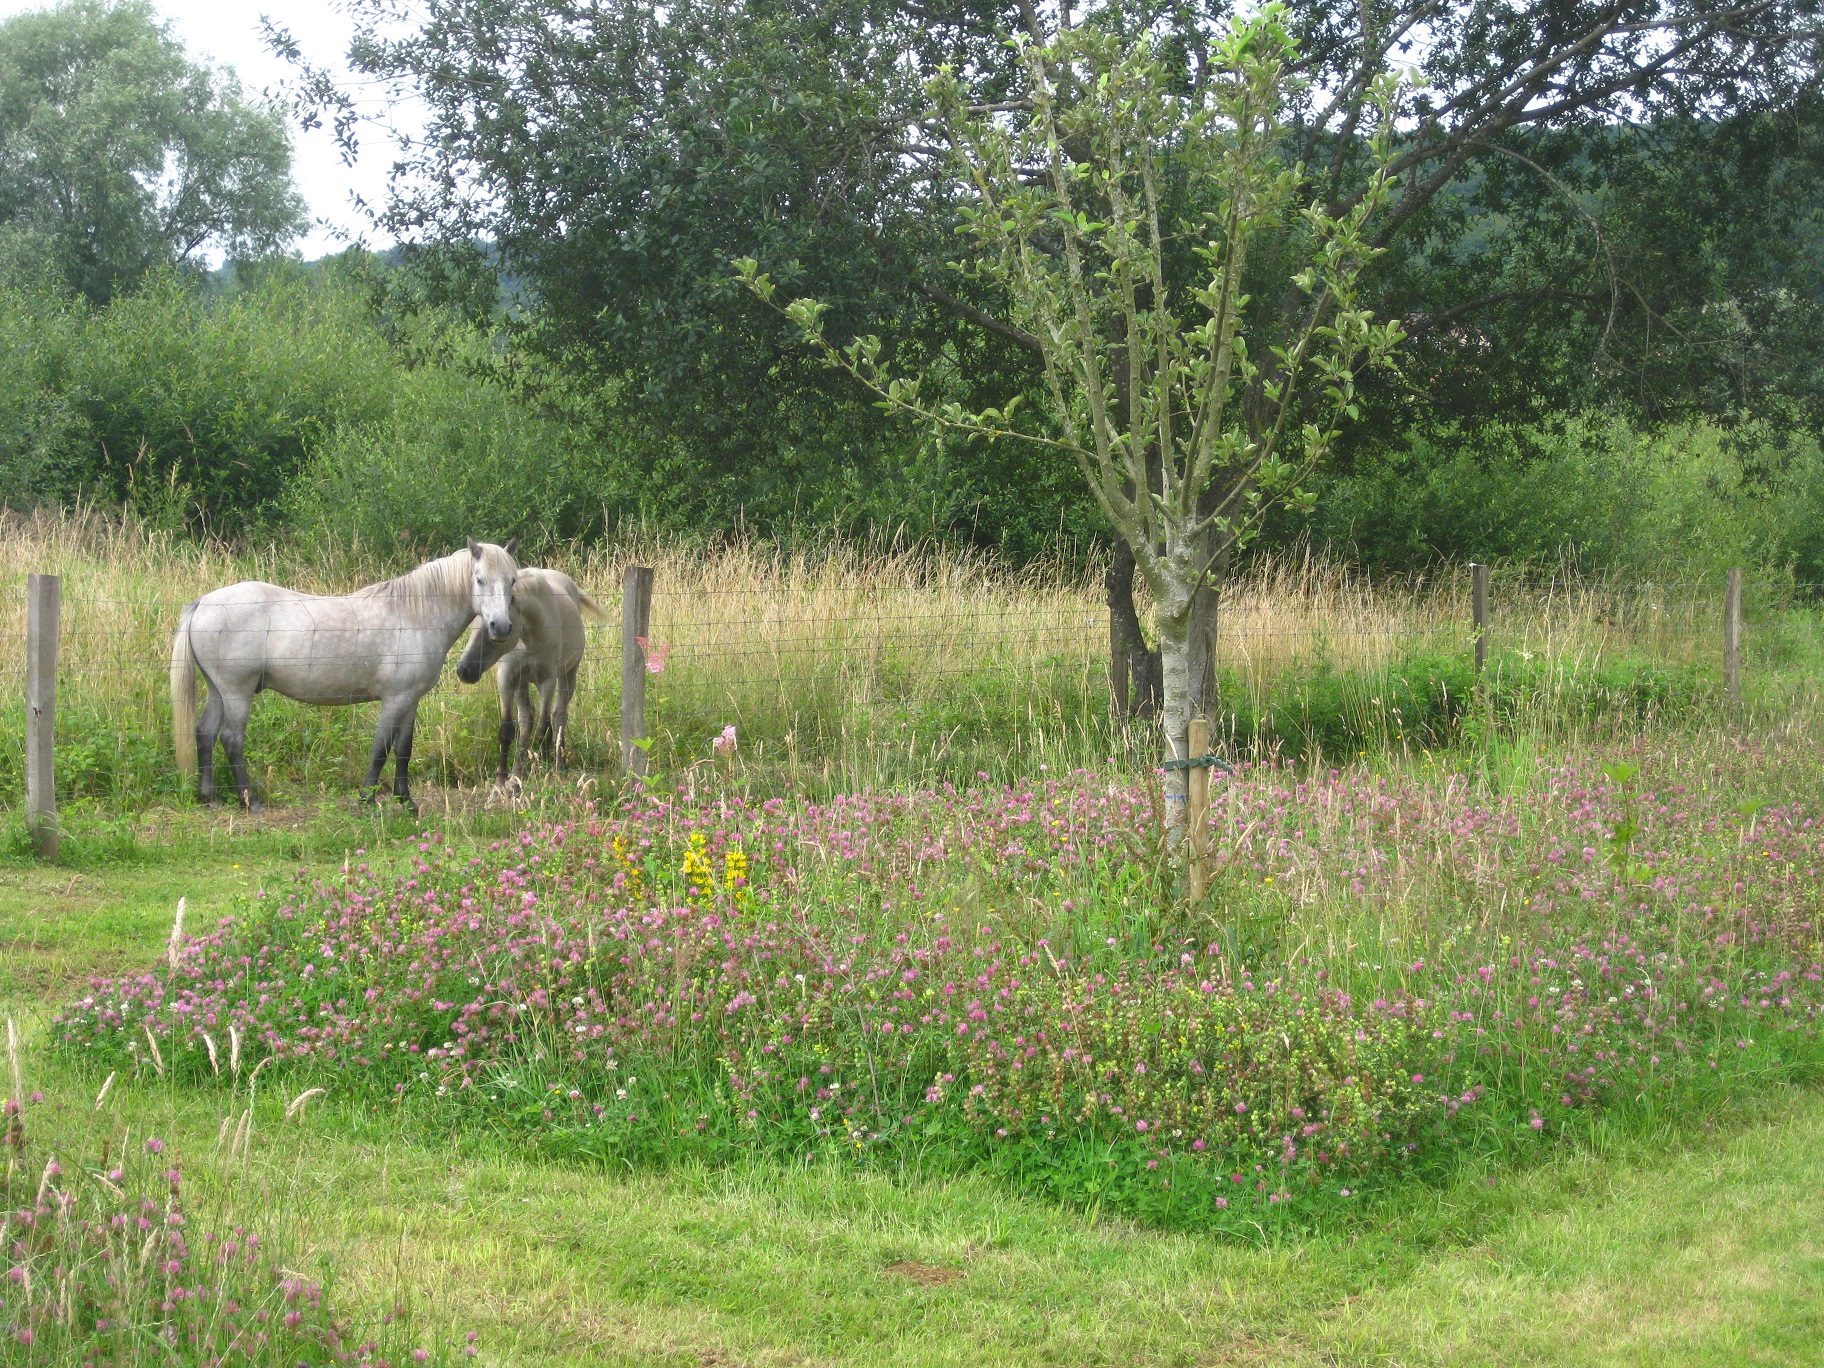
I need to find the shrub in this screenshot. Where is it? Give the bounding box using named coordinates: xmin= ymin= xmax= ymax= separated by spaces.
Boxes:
xmin=1214 ymin=645 xmax=1714 ymax=761
xmin=280 ymin=340 xmax=620 ymax=557
xmin=0 ymin=284 xmax=89 ymax=511
xmin=0 ymin=262 xmax=630 ymax=546
xmin=1310 ymin=413 xmax=1824 ymax=578
xmin=66 ymin=269 xmax=397 ymax=527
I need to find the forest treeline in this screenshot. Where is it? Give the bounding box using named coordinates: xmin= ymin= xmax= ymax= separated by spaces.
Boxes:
xmin=0 ymin=0 xmax=1819 ymax=577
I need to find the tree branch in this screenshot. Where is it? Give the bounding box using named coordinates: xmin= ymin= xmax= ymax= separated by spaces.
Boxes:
xmin=913 ymin=279 xmax=1044 ymax=354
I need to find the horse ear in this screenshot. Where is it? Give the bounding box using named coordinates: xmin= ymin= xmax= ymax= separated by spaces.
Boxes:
xmin=504 ymin=536 xmax=519 ymax=559
xmin=467 ymin=538 xmax=481 ymax=559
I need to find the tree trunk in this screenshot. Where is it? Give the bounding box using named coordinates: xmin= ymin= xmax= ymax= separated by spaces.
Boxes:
xmin=1158 ymin=600 xmax=1193 ymax=841
xmin=1105 ymin=541 xmax=1160 ymax=718
xmin=1187 ymin=521 xmax=1232 ymax=724
xmin=1138 ymin=638 xmax=1163 ymax=718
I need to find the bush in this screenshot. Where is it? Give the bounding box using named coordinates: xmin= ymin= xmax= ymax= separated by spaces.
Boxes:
xmin=0 ymin=283 xmax=89 ymax=511
xmin=0 ymin=264 xmax=397 ymax=530
xmin=0 ymin=261 xmax=634 ymax=547
xmin=281 ymin=332 xmax=622 ymax=556
xmin=67 ymin=269 xmax=397 ymax=527
xmin=1212 ymin=645 xmax=1714 ymax=761
xmin=1308 ymin=413 xmax=1824 ymax=578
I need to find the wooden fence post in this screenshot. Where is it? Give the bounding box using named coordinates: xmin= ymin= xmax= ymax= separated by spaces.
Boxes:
xmin=1725 ymin=566 xmax=1743 ymax=705
xmin=1471 ymin=562 xmax=1490 ymax=674
xmin=26 ymin=573 xmax=59 ymax=860
xmin=620 ymin=565 xmax=654 ymax=777
xmin=1187 ymin=716 xmax=1211 ymax=903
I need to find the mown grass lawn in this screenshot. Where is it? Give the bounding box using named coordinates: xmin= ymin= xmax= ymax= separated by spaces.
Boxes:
xmin=4 ymin=823 xmax=1821 ymax=1367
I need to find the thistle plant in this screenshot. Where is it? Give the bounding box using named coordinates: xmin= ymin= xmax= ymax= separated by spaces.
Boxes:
xmin=738 ymin=5 xmax=1406 ymax=832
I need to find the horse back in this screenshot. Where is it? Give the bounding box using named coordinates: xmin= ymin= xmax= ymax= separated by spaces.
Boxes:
xmin=187 ymin=579 xmax=453 ymax=703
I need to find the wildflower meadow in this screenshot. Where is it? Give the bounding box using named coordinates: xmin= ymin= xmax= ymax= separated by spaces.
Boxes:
xmin=47 ymin=750 xmax=1824 ymax=1233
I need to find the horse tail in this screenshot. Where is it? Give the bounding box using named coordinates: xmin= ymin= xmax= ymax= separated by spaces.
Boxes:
xmin=170 ymin=603 xmax=198 ymax=780
xmin=575 ymin=589 xmax=610 ymax=624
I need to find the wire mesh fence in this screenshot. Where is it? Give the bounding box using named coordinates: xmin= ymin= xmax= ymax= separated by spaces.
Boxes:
xmin=1 ymin=529 xmax=1819 ymax=810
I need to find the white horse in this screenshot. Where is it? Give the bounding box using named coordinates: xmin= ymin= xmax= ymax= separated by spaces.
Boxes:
xmin=454 ymin=567 xmax=605 ymax=782
xmin=171 ymin=539 xmax=520 ymax=812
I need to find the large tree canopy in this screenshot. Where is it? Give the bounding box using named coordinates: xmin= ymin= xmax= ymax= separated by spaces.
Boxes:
xmin=284 ymin=0 xmax=1820 ymax=553
xmin=1356 ymin=100 xmax=1824 ymax=442
xmin=0 ymin=0 xmax=306 ymax=303
xmin=283 ymin=0 xmax=1025 ymax=537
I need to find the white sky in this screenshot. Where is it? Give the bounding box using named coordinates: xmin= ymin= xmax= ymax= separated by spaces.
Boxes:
xmin=0 ymin=0 xmax=415 ymax=259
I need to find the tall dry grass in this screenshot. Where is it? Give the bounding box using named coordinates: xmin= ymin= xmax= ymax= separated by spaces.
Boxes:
xmin=1215 ymin=554 xmax=1736 ymax=679
xmin=0 ymin=509 xmax=1798 ymax=809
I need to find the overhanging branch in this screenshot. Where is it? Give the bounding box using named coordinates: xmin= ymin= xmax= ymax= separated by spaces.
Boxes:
xmin=914 ymin=279 xmax=1044 ymax=355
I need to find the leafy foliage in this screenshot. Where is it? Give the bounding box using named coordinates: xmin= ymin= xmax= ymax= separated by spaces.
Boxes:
xmin=279 ymin=0 xmax=1818 ymax=557
xmin=1300 ymin=416 xmax=1824 ymax=577
xmin=0 ymin=0 xmax=304 ymax=303
xmin=746 ymin=8 xmax=1407 ymax=808
xmin=0 ymin=262 xmax=637 ymax=539
xmin=0 ymin=265 xmax=395 ymax=528
xmin=1346 ymin=106 xmax=1824 ymax=457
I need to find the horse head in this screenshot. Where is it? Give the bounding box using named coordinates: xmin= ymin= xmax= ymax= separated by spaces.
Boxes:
xmin=467 ymin=536 xmax=520 ymax=641
xmin=456 ymin=612 xmax=520 ymax=684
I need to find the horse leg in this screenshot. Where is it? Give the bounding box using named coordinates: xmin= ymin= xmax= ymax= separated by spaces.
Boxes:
xmin=391 ymin=709 xmax=419 ymax=815
xmin=511 ymin=677 xmax=534 ymax=782
xmin=494 ymin=668 xmax=516 ymax=785
xmin=218 ymin=694 xmax=263 ymax=813
xmin=361 ymin=717 xmax=393 ymax=802
xmin=552 ymin=667 xmax=578 ymax=772
xmin=196 ymin=686 xmax=226 ymax=807
xmin=533 ymin=676 xmax=557 ymax=760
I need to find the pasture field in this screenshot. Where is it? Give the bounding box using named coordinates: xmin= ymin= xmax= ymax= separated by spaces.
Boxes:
xmin=5 ymin=518 xmax=1824 ymax=1362
xmin=0 ymin=509 xmax=1820 ymax=825
xmin=6 ymin=701 xmax=1824 ymax=1362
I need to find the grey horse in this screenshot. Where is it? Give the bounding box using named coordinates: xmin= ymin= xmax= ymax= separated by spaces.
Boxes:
xmin=171 ymin=539 xmax=520 ymax=812
xmin=455 ymin=567 xmax=604 ymax=783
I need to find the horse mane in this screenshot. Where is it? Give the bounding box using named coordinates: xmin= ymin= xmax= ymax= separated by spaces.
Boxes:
xmin=352 ymin=549 xmax=472 ymax=606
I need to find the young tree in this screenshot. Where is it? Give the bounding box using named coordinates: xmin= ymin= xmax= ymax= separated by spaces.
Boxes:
xmin=0 ymin=0 xmax=305 ymax=302
xmin=739 ymin=7 xmax=1404 ymax=826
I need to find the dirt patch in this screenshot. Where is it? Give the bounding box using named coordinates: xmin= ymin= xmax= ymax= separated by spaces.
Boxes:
xmin=883 ymin=1261 xmax=965 ymax=1286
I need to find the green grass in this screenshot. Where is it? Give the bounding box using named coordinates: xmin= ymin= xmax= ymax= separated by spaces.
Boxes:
xmin=13 ymin=510 xmax=1822 ymax=813
xmin=5 ymin=830 xmax=1822 ymax=1366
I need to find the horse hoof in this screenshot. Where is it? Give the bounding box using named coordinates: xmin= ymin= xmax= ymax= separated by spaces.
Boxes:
xmin=241 ymin=797 xmax=265 ymax=814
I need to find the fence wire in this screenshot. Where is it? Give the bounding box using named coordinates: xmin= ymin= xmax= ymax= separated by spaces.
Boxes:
xmin=0 ymin=568 xmax=1811 ymax=801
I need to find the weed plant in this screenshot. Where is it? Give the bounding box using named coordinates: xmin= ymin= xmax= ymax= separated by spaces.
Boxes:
xmin=50 ymin=739 xmax=1824 ymax=1234
xmin=0 ymin=1063 xmax=468 ymax=1365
